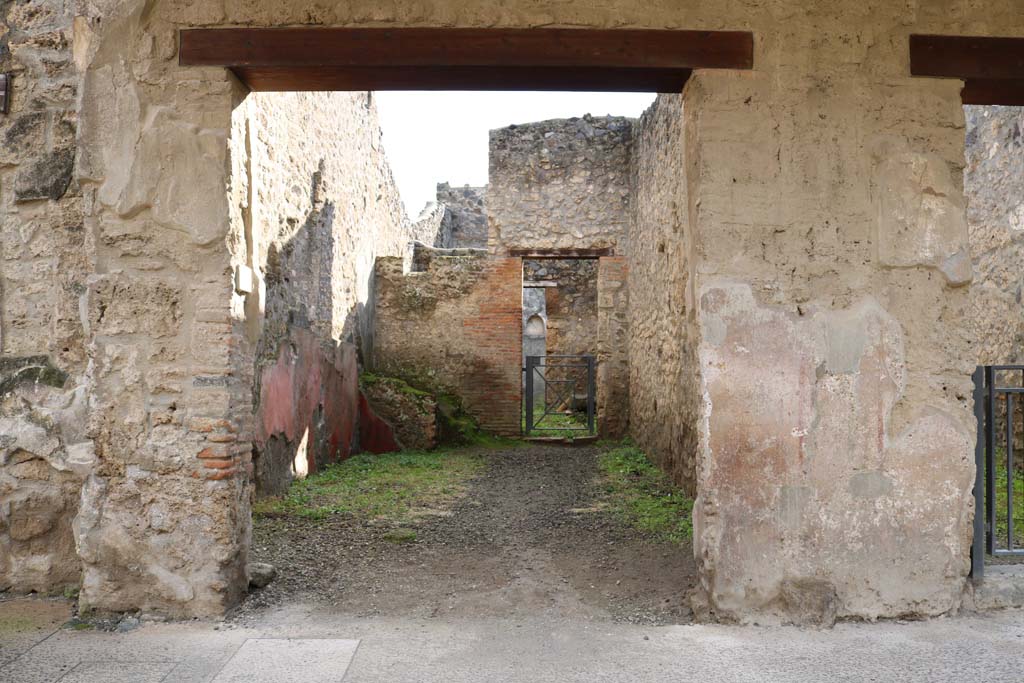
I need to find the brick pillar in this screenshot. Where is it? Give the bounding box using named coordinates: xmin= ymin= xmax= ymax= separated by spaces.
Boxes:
xmin=685 ymin=70 xmax=974 ymax=623
xmin=597 ymin=256 xmax=629 ymax=438
xmin=463 ymin=257 xmax=524 ymax=435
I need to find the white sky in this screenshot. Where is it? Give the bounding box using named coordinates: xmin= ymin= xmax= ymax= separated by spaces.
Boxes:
xmin=374 ymin=91 xmax=657 ymax=218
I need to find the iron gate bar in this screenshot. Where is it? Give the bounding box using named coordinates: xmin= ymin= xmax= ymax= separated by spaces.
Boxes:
xmin=972 ymin=365 xmax=1024 ymax=581
xmin=972 ymin=366 xmax=985 ymax=580
xmin=524 ymin=355 xmax=596 ymax=436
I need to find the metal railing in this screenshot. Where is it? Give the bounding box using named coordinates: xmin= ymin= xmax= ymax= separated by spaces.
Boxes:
xmin=972 ymin=365 xmax=1024 ymax=580
xmin=524 ymin=355 xmax=595 ymax=436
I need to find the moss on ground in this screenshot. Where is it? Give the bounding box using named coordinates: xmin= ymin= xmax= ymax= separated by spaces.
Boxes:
xmin=252 ymin=449 xmax=486 ymax=522
xmin=598 ymin=443 xmax=693 ymax=544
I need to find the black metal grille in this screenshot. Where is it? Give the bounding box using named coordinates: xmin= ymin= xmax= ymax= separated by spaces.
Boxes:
xmin=972 ymin=365 xmax=1024 ymax=580
xmin=524 ymin=355 xmax=595 ymax=436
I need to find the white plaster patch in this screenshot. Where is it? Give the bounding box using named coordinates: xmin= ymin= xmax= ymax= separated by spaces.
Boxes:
xmin=876 ymin=152 xmax=968 ymax=277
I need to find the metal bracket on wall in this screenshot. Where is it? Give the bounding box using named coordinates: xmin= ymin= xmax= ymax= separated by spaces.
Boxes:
xmin=0 ymin=74 xmax=10 ymax=114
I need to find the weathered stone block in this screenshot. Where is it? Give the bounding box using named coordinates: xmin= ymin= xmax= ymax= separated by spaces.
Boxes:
xmin=88 ymin=276 xmax=182 ymax=338
xmin=14 ymin=147 xmax=75 ymax=202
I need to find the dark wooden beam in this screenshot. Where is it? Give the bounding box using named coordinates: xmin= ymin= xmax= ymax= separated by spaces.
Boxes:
xmin=180 ymin=27 xmax=750 ymax=93
xmin=910 ymin=34 xmax=1024 ymax=80
xmin=960 ymin=78 xmax=1024 ymax=106
xmin=232 ymin=65 xmax=691 ymax=93
xmin=180 ymin=27 xmax=753 ymax=70
xmin=910 ymin=34 xmax=1024 ymax=105
xmin=508 ymin=248 xmax=613 ymax=259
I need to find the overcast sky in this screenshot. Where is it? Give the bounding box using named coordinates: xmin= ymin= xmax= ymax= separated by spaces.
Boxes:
xmin=374 ymin=91 xmax=657 ymax=218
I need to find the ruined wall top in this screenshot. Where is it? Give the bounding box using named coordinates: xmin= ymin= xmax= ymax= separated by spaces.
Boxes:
xmin=436 ymin=183 xmax=488 ymax=249
xmin=487 ymin=115 xmax=634 ymax=255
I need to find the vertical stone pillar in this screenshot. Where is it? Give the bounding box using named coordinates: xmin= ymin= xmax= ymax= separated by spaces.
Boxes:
xmin=685 ymin=69 xmax=974 ymax=623
xmin=597 ymin=256 xmax=629 ymax=438
xmin=72 ymin=9 xmax=252 ymax=616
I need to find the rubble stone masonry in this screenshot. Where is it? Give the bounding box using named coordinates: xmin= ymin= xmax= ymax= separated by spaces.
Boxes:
xmin=372 ymin=255 xmax=522 ymax=436
xmin=436 ymin=183 xmax=488 ymax=249
xmin=488 ymin=115 xmax=633 ymax=254
xmin=965 ymin=106 xmax=1024 ymax=367
xmin=627 ymin=94 xmax=702 ymax=495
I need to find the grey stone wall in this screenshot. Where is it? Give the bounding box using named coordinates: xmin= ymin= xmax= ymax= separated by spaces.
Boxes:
xmin=627 ymin=94 xmax=701 ymax=494
xmin=487 ymin=116 xmax=634 ymax=254
xmin=524 ymin=259 xmax=598 ymax=358
xmin=0 ymin=0 xmax=90 ymax=595
xmin=965 ymin=106 xmax=1024 ymax=367
xmin=436 ymin=183 xmax=488 ymax=248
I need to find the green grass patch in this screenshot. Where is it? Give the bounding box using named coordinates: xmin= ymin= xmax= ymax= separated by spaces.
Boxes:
xmin=993 ymin=453 xmax=1024 ymax=550
xmin=598 ymin=444 xmax=693 ymax=544
xmin=383 ymin=528 xmax=417 ymax=543
xmin=522 ymin=404 xmax=591 ymax=439
xmin=253 ymin=449 xmax=485 ymax=522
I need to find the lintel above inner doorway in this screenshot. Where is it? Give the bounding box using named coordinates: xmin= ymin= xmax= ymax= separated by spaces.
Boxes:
xmin=178 ymin=27 xmax=754 ymax=93
xmin=910 ymin=34 xmax=1024 ymax=105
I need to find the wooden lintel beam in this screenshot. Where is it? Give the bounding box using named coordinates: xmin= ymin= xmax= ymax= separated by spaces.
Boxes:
xmin=508 ymin=248 xmax=613 ymax=259
xmin=960 ymin=78 xmax=1024 ymax=106
xmin=180 ymin=27 xmax=753 ymax=71
xmin=910 ymin=34 xmax=1024 ymax=80
xmin=232 ymin=65 xmax=691 ymax=93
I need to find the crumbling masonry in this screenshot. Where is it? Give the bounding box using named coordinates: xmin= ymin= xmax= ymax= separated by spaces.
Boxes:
xmin=2 ymin=0 xmax=1024 ymax=625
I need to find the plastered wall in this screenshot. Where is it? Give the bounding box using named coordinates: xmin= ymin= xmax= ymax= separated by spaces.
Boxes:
xmin=231 ymin=91 xmax=421 ymax=496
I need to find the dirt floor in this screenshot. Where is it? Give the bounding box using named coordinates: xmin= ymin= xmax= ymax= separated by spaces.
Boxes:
xmin=234 ymin=444 xmax=697 ymax=625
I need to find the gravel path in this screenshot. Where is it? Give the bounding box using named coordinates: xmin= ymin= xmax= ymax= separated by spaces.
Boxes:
xmin=233 ymin=444 xmax=696 ymax=625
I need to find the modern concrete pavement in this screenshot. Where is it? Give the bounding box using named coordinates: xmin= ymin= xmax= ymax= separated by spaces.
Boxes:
xmin=2 ymin=600 xmax=1023 ymax=682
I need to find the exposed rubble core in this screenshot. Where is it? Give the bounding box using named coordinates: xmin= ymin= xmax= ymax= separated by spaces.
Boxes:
xmin=488 ymin=116 xmax=633 ymax=255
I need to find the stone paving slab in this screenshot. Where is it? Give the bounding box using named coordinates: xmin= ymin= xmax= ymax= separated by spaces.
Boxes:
xmin=211 ymin=639 xmax=360 ymax=682
xmin=58 ymin=661 xmax=176 ymax=682
xmin=0 ymin=599 xmax=73 ymax=670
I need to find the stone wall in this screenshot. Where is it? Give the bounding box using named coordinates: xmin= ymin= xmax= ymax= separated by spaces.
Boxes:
xmin=488 ymin=116 xmax=633 ymax=254
xmin=232 ymin=91 xmax=417 ymax=496
xmin=4 ymin=0 xmax=1024 ymax=622
xmin=596 ymin=257 xmax=629 ymax=439
xmin=372 ymin=255 xmax=522 ymax=436
xmin=0 ymin=0 xmax=91 ymax=595
xmin=436 ymin=183 xmax=487 ymax=248
xmin=627 ymin=94 xmax=701 ymax=492
xmin=965 ymin=106 xmax=1024 ymax=367
xmin=685 ymin=62 xmax=974 ymax=623
xmin=524 ymin=259 xmax=598 ymax=358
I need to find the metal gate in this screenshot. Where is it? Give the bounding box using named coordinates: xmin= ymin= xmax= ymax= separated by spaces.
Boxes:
xmin=972 ymin=365 xmax=1024 ymax=580
xmin=524 ymin=355 xmax=596 ymax=437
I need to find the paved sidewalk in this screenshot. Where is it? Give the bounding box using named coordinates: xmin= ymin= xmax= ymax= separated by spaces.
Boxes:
xmin=2 ymin=600 xmax=1024 ymax=682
